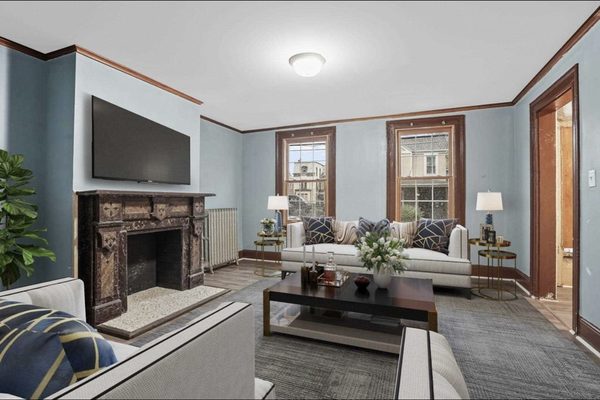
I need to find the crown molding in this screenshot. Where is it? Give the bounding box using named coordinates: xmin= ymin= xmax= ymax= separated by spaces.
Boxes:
xmin=200 ymin=115 xmax=243 ymax=133
xmin=1 ymin=5 xmax=599 ymax=132
xmin=0 ymin=37 xmax=203 ymax=106
xmin=241 ymin=101 xmax=512 ymax=133
xmin=512 ymin=6 xmax=600 ymax=104
xmin=0 ymin=36 xmax=46 ymax=59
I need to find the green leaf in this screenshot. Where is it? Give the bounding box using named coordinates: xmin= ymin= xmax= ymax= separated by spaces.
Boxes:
xmin=2 ymin=200 xmax=37 ymax=218
xmin=20 ymin=245 xmax=56 ymax=262
xmin=6 ymin=187 xmax=35 ymax=196
xmin=20 ymin=232 xmax=48 ymax=244
xmin=20 ymin=248 xmax=34 ymax=265
xmin=0 ymin=149 xmax=54 ymax=286
xmin=0 ymin=264 xmax=20 ymax=288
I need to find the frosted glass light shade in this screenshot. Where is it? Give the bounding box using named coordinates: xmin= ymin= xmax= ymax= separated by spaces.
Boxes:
xmin=268 ymin=195 xmax=289 ymax=210
xmin=289 ymin=52 xmax=326 ymax=77
xmin=476 ymin=192 xmax=503 ymax=212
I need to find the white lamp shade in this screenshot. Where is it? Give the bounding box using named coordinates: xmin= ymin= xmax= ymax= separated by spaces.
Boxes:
xmin=268 ymin=195 xmax=289 ymax=210
xmin=476 ymin=192 xmax=503 ymax=212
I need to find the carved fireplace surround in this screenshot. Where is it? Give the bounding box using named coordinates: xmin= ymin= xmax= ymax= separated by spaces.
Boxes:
xmin=77 ymin=190 xmax=214 ymax=325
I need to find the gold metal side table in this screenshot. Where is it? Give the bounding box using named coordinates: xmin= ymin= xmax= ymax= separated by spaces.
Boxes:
xmin=254 ymin=230 xmax=286 ymax=277
xmin=476 ymin=249 xmax=518 ymax=301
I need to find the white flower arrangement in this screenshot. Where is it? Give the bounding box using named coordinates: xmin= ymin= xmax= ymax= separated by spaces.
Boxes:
xmin=260 ymin=218 xmax=276 ymax=225
xmin=355 ymin=231 xmax=408 ymax=273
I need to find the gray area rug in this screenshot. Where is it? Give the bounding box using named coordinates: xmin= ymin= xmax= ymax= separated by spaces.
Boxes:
xmin=130 ymin=278 xmax=600 ymax=399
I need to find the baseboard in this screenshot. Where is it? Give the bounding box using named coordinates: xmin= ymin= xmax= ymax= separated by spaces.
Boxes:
xmin=515 ymin=268 xmax=532 ymax=292
xmin=239 ymin=249 xmax=281 ymax=261
xmin=578 ymin=316 xmax=600 ymax=353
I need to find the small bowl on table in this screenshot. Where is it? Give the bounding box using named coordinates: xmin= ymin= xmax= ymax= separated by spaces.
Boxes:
xmin=354 ymin=275 xmax=371 ymax=291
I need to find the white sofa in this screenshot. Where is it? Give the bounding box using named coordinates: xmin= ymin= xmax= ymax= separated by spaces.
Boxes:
xmin=395 ymin=327 xmax=469 ymax=399
xmin=282 ymin=221 xmax=472 ymax=297
xmin=0 ymin=278 xmax=275 ymax=400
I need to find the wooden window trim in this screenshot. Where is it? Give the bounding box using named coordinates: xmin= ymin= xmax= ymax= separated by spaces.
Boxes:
xmin=276 ymin=126 xmax=336 ymax=222
xmin=386 ymin=115 xmax=465 ymax=225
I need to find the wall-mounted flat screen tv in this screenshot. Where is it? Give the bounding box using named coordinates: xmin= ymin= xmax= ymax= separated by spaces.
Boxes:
xmin=92 ymin=96 xmax=191 ymax=185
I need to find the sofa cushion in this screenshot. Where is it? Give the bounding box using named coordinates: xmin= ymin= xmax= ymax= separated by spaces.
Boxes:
xmin=403 ymin=248 xmax=471 ymax=275
xmin=0 ymin=300 xmax=117 ymax=381
xmin=282 ymin=245 xmax=470 ymax=275
xmin=413 ymin=218 xmax=457 ymax=254
xmin=357 ymin=217 xmax=390 ymax=239
xmin=334 ymin=220 xmax=359 ymax=244
xmin=390 ymin=221 xmax=417 ymax=247
xmin=0 ymin=325 xmax=75 ymax=399
xmin=302 ymin=217 xmax=335 ymax=244
xmin=283 ymin=244 xmax=362 ymax=267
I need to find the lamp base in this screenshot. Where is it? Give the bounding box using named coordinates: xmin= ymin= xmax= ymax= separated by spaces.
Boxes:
xmin=274 ymin=210 xmax=282 ymax=233
xmin=485 ymin=213 xmax=493 ymax=226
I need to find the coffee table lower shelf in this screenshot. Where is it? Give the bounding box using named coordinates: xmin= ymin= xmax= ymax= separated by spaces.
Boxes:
xmin=269 ymin=306 xmax=411 ymax=354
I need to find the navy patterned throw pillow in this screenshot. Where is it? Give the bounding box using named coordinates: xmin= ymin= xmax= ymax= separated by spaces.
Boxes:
xmin=302 ymin=216 xmax=335 ymax=244
xmin=412 ymin=218 xmax=457 ymax=254
xmin=357 ymin=217 xmax=391 ymax=240
xmin=0 ymin=300 xmax=117 ymax=381
xmin=0 ymin=325 xmax=75 ymax=399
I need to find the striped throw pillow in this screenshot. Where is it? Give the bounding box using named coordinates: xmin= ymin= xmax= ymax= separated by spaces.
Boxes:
xmin=334 ymin=220 xmax=359 ymax=244
xmin=390 ymin=221 xmax=418 ymax=247
xmin=0 ymin=300 xmax=117 ymax=381
xmin=357 ymin=217 xmax=391 ymax=239
xmin=0 ymin=325 xmax=75 ymax=399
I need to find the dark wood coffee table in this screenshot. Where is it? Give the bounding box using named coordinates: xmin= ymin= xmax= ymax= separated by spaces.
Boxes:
xmin=263 ymin=273 xmax=437 ymax=353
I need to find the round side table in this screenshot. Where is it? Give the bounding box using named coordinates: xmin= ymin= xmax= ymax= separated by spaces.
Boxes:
xmin=477 ymin=249 xmax=518 ymax=301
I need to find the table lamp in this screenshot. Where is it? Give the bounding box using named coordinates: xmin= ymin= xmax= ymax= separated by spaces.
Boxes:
xmin=476 ymin=192 xmax=503 ymax=226
xmin=268 ymin=195 xmax=289 ymax=233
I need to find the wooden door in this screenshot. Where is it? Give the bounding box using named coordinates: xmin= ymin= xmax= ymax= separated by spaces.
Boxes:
xmin=537 ymin=107 xmax=557 ymax=298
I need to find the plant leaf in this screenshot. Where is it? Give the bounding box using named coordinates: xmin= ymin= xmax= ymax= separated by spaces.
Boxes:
xmin=20 ymin=245 xmax=56 ymax=262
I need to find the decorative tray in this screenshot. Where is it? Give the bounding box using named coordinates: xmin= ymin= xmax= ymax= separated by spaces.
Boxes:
xmin=317 ymin=271 xmax=350 ymax=287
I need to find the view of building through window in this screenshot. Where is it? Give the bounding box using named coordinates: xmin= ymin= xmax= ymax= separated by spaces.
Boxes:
xmin=285 ymin=140 xmax=328 ymax=219
xmin=399 ymin=131 xmax=451 ymax=221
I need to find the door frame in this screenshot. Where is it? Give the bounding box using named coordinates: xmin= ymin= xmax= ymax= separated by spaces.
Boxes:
xmin=529 ymin=64 xmax=580 ymax=332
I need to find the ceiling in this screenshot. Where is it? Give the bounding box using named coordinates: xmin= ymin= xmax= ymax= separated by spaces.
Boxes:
xmin=0 ymin=1 xmax=598 ymax=131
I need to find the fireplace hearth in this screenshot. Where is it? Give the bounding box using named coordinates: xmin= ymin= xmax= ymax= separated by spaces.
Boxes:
xmin=77 ymin=190 xmax=214 ymax=325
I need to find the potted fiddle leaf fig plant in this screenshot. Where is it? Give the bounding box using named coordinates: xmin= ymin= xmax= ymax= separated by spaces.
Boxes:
xmin=0 ymin=149 xmax=55 ymax=288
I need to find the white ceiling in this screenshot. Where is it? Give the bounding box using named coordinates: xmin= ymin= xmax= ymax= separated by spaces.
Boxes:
xmin=0 ymin=1 xmax=598 ymax=131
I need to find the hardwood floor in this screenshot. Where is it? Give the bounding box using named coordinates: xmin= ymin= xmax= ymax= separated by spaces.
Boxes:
xmin=530 ymin=287 xmax=573 ymax=331
xmin=203 ymin=259 xmax=281 ymax=291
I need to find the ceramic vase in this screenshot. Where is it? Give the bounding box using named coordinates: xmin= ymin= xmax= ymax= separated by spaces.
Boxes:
xmin=373 ymin=265 xmax=393 ymax=289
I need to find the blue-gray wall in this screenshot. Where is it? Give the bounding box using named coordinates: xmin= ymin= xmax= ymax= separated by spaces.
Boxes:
xmin=1 ymin=22 xmax=600 ymax=333
xmin=199 ymin=118 xmax=244 ymax=248
xmin=512 ymin=22 xmax=600 ymax=328
xmin=241 ymin=107 xmax=517 ymax=253
xmin=73 ymin=54 xmax=202 ymax=193
xmin=42 ymin=54 xmax=76 ymax=284
xmin=0 ymin=46 xmax=52 ymax=287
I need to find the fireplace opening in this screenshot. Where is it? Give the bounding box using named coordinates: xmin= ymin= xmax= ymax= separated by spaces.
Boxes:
xmin=127 ymin=230 xmax=183 ymax=295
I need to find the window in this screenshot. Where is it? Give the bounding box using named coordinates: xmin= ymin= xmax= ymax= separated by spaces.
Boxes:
xmin=425 ymin=154 xmax=437 ymax=175
xmin=386 ymin=116 xmax=465 ymax=224
xmin=276 ymin=127 xmax=336 ymax=222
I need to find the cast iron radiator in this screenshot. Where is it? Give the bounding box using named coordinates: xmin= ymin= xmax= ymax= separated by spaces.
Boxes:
xmin=204 ymin=208 xmax=239 ymax=272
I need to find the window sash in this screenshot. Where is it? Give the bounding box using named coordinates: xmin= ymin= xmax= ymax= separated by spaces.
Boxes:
xmin=277 ymin=128 xmax=335 ymax=222
xmin=395 ymin=126 xmax=456 ymax=221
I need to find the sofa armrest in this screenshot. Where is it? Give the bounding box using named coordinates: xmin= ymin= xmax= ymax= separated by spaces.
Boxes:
xmin=0 ymin=278 xmax=86 ymax=321
xmin=51 ymin=302 xmax=257 ymax=399
xmin=395 ymin=327 xmax=469 ymax=399
xmin=287 ymin=222 xmax=305 ymax=248
xmin=448 ymin=225 xmax=468 ymax=259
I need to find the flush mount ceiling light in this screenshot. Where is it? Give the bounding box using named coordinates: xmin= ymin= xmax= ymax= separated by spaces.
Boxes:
xmin=289 ymin=52 xmax=326 ymax=77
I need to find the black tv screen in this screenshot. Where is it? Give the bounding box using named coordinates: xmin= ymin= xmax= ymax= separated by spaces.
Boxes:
xmin=92 ymin=96 xmax=191 ymax=184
